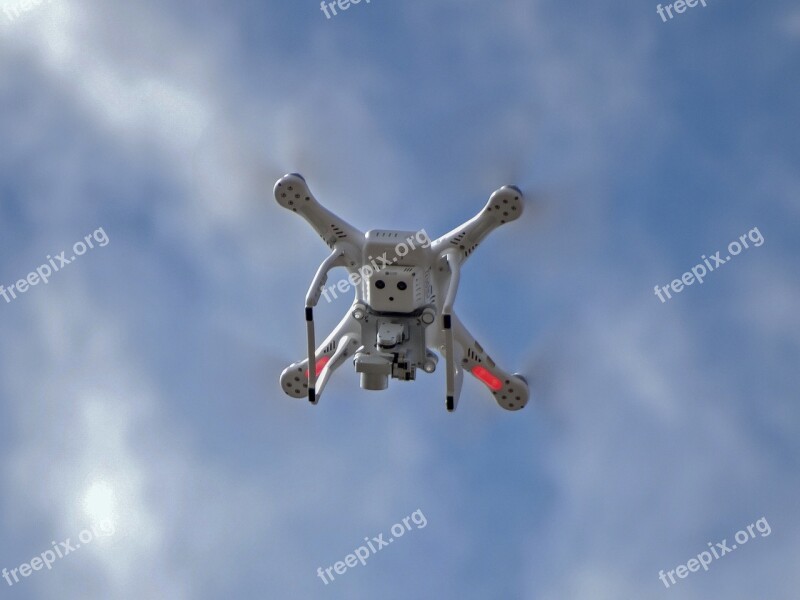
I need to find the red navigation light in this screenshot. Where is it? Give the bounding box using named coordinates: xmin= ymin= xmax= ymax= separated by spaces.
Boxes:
xmin=305 ymin=355 xmax=331 ymax=379
xmin=471 ymin=365 xmax=502 ymax=391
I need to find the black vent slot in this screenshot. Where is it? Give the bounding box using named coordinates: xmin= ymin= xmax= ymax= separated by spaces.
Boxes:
xmin=467 ymin=348 xmax=482 ymax=363
xmin=450 ymin=231 xmax=466 ymax=245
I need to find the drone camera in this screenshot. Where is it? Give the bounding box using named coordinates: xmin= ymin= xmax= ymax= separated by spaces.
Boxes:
xmin=353 ymin=352 xmax=391 ymax=390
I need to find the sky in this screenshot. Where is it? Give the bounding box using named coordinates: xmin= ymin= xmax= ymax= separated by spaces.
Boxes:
xmin=0 ymin=0 xmax=798 ymax=598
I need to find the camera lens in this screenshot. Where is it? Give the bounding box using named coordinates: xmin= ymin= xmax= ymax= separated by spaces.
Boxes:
xmin=397 ymin=281 xmax=407 ymax=290
xmin=375 ymin=280 xmax=385 ymax=289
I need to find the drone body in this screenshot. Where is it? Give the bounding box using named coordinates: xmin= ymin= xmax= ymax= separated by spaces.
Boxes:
xmin=274 ymin=173 xmax=529 ymax=412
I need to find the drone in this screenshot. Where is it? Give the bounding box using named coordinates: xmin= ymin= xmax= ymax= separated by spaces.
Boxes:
xmin=274 ymin=173 xmax=529 ymax=412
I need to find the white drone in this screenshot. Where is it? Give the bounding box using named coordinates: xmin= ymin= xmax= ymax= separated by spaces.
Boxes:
xmin=275 ymin=173 xmax=529 ymax=412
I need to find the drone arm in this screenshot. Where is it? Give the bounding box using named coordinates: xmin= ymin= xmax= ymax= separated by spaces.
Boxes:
xmin=274 ymin=173 xmax=364 ymax=266
xmin=280 ymin=308 xmax=362 ymax=403
xmin=431 ymin=185 xmax=523 ymax=265
xmin=453 ymin=315 xmax=529 ymax=411
xmin=314 ymin=333 xmax=359 ymax=399
xmin=427 ymin=310 xmax=528 ymax=411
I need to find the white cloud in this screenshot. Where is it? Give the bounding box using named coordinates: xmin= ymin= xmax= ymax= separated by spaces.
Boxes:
xmin=780 ymin=9 xmax=800 ymax=37
xmin=0 ymin=0 xmax=797 ymax=597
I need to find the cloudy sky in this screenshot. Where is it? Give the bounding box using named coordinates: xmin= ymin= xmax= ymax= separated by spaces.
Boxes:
xmin=0 ymin=0 xmax=798 ymax=598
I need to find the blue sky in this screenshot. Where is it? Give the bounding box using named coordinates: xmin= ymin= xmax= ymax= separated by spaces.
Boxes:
xmin=0 ymin=0 xmax=798 ymax=598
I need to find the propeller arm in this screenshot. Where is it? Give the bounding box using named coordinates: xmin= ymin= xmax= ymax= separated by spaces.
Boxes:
xmin=454 ymin=315 xmax=529 ymax=411
xmin=280 ymin=307 xmax=362 ymax=402
xmin=315 ymin=334 xmax=359 ymax=401
xmin=431 ymin=185 xmax=524 ymax=266
xmin=274 ymin=173 xmax=364 ymax=267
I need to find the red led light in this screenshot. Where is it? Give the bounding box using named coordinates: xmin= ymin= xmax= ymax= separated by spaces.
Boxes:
xmin=471 ymin=365 xmax=503 ymax=391
xmin=305 ymin=355 xmax=331 ymax=378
